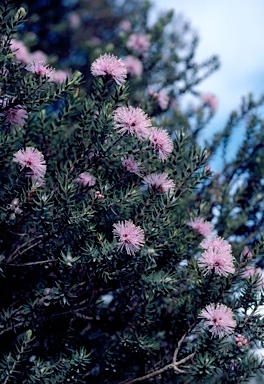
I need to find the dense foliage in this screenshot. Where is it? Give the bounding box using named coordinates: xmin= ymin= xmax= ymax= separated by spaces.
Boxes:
xmin=0 ymin=1 xmax=264 ymax=383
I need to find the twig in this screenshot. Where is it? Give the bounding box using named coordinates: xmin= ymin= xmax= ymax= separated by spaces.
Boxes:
xmin=120 ymin=353 xmax=195 ymax=384
xmin=6 ymin=235 xmax=45 ymax=262
xmin=2 ymin=259 xmax=57 ymax=267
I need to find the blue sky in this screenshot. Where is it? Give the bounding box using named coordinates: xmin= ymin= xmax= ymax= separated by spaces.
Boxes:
xmin=152 ymin=0 xmax=264 ymax=170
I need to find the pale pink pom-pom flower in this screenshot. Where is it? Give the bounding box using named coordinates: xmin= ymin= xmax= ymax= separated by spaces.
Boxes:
xmin=113 ymin=220 xmax=145 ymax=255
xmin=113 ymin=106 xmax=151 ymax=141
xmin=90 ymin=54 xmax=127 ymax=86
xmin=142 ymin=173 xmax=175 ymax=194
xmin=10 ymin=39 xmax=31 ymax=63
xmin=13 ymin=147 xmax=47 ymax=181
xmin=198 ymin=236 xmax=235 ymax=276
xmin=123 ymin=56 xmax=143 ymax=77
xmin=126 ymin=33 xmax=150 ymax=54
xmin=119 ymin=20 xmax=132 ymax=32
xmin=199 ymin=303 xmax=236 ymax=338
xmin=30 ymin=50 xmax=48 ymax=64
xmin=26 ymin=60 xmax=55 ymax=81
xmin=6 ymin=106 xmax=28 ymax=127
xmin=76 ymin=172 xmax=96 ymax=188
xmin=54 ymin=70 xmax=69 ymax=84
xmin=200 ymin=92 xmax=219 ymax=111
xmin=149 ymin=127 xmax=173 ymax=161
xmin=188 ymin=217 xmax=212 ymax=237
xmin=122 ymin=158 xmax=142 ymax=176
xmin=157 ymin=89 xmax=170 ymax=110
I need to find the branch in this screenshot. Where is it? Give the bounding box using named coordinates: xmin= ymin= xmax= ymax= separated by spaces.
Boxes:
xmin=120 ymin=353 xmax=195 ymax=384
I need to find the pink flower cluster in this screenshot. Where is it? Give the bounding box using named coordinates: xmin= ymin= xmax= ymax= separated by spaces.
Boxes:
xmin=198 ymin=236 xmax=235 ymax=276
xmin=122 ymin=158 xmax=142 ymax=176
xmin=113 ymin=106 xmax=151 ymax=140
xmin=241 ymin=266 xmax=264 ymax=290
xmin=200 ymin=92 xmax=219 ymax=111
xmin=76 ymin=172 xmax=96 ymax=188
xmin=149 ymin=88 xmax=170 ymax=110
xmin=235 ymin=334 xmax=249 ymax=348
xmin=142 ymin=173 xmax=175 ymax=195
xmin=126 ymin=33 xmax=150 ymax=55
xmin=91 ymin=54 xmax=127 ymax=85
xmin=113 ymin=220 xmax=145 ymax=255
xmin=10 ymin=40 xmax=68 ymax=83
xmin=149 ymin=127 xmax=173 ymax=161
xmin=26 ymin=61 xmax=55 ymax=81
xmin=242 ymin=246 xmax=253 ymax=259
xmin=10 ymin=39 xmax=46 ymax=64
xmin=13 ymin=147 xmax=47 ymax=182
xmin=188 ymin=217 xmax=212 ymax=237
xmin=199 ymin=303 xmax=236 ymax=338
xmin=119 ymin=20 xmax=132 ymax=32
xmin=123 ymin=56 xmax=143 ymax=77
xmin=5 ymin=106 xmax=28 ymax=128
xmin=95 ymin=190 xmax=105 ymax=199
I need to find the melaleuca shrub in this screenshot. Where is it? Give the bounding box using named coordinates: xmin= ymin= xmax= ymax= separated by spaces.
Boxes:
xmin=0 ymin=3 xmax=264 ymax=384
xmin=10 ymin=0 xmax=220 ymax=144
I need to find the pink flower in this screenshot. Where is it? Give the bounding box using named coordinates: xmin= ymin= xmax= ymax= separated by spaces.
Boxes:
xmin=54 ymin=70 xmax=69 ymax=84
xmin=90 ymin=37 xmax=101 ymax=46
xmin=235 ymin=334 xmax=249 ymax=348
xmin=113 ymin=106 xmax=151 ymax=140
xmin=113 ymin=220 xmax=145 ymax=255
xmin=122 ymin=158 xmax=142 ymax=175
xmin=6 ymin=106 xmax=28 ymax=127
xmin=126 ymin=33 xmax=150 ymax=54
xmin=123 ymin=56 xmax=143 ymax=77
xmin=188 ymin=217 xmax=212 ymax=237
xmin=242 ymin=246 xmax=253 ymax=259
xmin=13 ymin=147 xmax=47 ymax=181
xmin=142 ymin=173 xmax=175 ymax=194
xmin=30 ymin=50 xmax=48 ymax=64
xmin=157 ymin=89 xmax=170 ymax=110
xmin=76 ymin=172 xmax=96 ymax=188
xmin=10 ymin=39 xmax=31 ymax=63
xmin=198 ymin=236 xmax=235 ymax=276
xmin=26 ymin=61 xmax=55 ymax=81
xmin=90 ymin=54 xmax=127 ymax=86
xmin=241 ymin=266 xmax=264 ymax=290
xmin=149 ymin=127 xmax=173 ymax=161
xmin=199 ymin=303 xmax=236 ymax=338
xmin=67 ymin=12 xmax=81 ymax=29
xmin=119 ymin=20 xmax=132 ymax=32
xmin=200 ymin=93 xmax=218 ymax=111
xmin=95 ymin=190 xmax=105 ymax=199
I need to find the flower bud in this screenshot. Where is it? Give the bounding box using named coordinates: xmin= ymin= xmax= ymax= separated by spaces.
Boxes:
xmin=15 ymin=7 xmax=27 ymax=21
